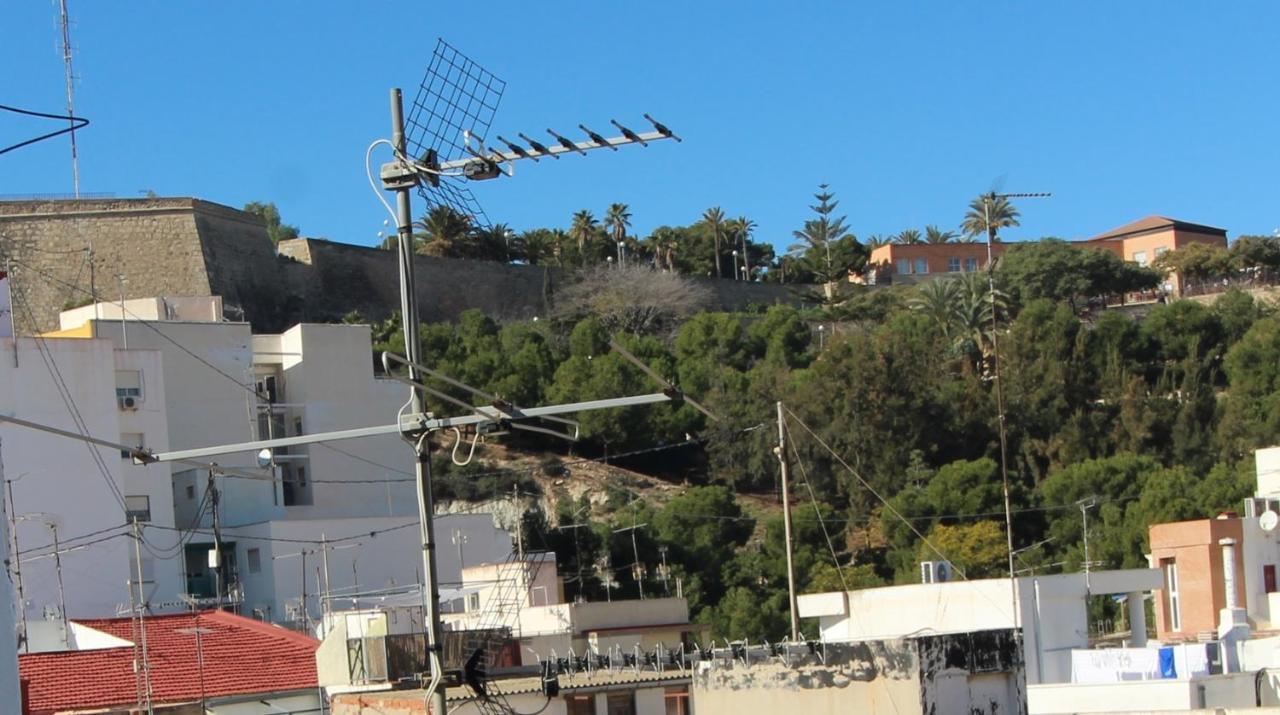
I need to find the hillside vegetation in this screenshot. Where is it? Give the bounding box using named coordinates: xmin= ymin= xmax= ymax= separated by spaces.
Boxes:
xmin=353 ymin=209 xmax=1280 ymax=641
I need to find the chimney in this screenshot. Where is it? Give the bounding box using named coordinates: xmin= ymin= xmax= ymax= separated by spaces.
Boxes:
xmin=1217 ymin=537 xmax=1250 ymax=673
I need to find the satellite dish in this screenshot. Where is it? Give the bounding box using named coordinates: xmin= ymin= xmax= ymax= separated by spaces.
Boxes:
xmin=1261 ymin=510 xmax=1279 ymax=533
xmin=256 ymin=448 xmax=273 ymax=469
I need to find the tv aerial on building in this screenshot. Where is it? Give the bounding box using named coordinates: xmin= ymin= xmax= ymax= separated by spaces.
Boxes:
xmin=378 ymin=38 xmax=679 ymax=230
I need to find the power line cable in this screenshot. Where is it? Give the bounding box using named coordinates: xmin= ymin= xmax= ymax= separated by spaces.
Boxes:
xmin=781 ymin=405 xmax=968 ymax=580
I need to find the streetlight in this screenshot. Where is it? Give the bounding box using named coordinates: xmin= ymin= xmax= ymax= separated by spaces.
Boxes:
xmin=818 ymin=324 xmax=825 ymax=350
xmin=616 ymin=240 xmax=625 ymax=269
xmin=606 ymin=256 xmax=613 ymax=270
xmin=731 ymin=250 xmax=739 ymax=280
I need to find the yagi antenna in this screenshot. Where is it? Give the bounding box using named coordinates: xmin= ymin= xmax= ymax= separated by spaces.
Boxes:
xmin=386 ymin=38 xmax=680 ymax=231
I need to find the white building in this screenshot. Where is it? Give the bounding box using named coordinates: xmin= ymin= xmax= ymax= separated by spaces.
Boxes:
xmin=0 ymin=332 xmax=185 ymax=627
xmin=5 ymin=296 xmax=517 ymax=627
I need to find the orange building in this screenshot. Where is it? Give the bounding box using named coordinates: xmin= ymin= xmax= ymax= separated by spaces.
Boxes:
xmin=1148 ymin=516 xmax=1245 ymax=642
xmin=1083 ymin=216 xmax=1228 ymax=295
xmin=862 ymin=242 xmax=1004 ymax=285
xmin=861 ymin=216 xmax=1228 ymax=295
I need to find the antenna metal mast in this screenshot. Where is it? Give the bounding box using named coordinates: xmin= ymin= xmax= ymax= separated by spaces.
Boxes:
xmin=982 ymin=190 xmax=1049 ymax=629
xmin=57 ymin=0 xmax=80 ymax=197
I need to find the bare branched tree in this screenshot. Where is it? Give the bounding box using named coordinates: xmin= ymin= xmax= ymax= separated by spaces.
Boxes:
xmin=554 ymin=265 xmax=713 ymax=334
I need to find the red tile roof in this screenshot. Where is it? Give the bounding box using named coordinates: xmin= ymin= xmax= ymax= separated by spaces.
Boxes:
xmin=19 ymin=611 xmax=318 ymax=714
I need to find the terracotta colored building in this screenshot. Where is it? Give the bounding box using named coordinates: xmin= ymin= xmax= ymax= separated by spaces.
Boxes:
xmin=1148 ymin=517 xmax=1246 ymax=642
xmin=1082 ymin=216 xmax=1228 ymax=295
xmin=863 ymin=242 xmax=1002 ymax=285
xmin=861 ymin=215 xmax=1228 ymax=295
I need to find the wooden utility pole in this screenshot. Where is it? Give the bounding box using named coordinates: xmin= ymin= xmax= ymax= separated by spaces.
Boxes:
xmin=777 ymin=402 xmax=800 ymax=641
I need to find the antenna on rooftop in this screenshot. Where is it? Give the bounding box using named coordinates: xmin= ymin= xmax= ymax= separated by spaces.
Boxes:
xmin=981 ymin=188 xmax=1049 ymax=637
xmin=58 ymin=0 xmax=81 ymax=197
xmin=383 ymin=38 xmax=679 ymax=231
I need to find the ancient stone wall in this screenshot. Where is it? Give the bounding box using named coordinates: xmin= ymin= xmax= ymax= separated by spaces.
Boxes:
xmin=0 ymin=198 xmax=215 ymax=333
xmin=1 ymin=197 xmax=812 ymax=334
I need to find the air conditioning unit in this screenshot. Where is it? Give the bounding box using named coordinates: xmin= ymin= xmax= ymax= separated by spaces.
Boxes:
xmin=920 ymin=560 xmax=954 ymax=584
xmin=1243 ymin=498 xmax=1280 ymax=518
xmin=118 ymin=396 xmax=137 ymax=410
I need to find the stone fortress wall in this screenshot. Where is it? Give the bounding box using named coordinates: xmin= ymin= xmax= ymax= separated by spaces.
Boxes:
xmin=0 ymin=197 xmax=805 ymax=334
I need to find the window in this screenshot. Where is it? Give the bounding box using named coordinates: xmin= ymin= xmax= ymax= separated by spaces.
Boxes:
xmin=468 ymin=593 xmax=481 ymax=611
xmin=606 ymin=693 xmax=636 ymax=715
xmin=247 ymin=547 xmax=262 ymax=574
xmin=947 ymin=257 xmax=961 ymax=273
xmin=1133 ymin=250 xmax=1149 ymax=266
xmin=665 ymin=686 xmax=691 ymax=715
xmin=186 ymin=484 xmax=196 ymax=500
xmin=1163 ymin=559 xmax=1181 ymax=631
xmin=914 ymin=258 xmax=929 ymax=275
xmin=120 ymin=433 xmax=144 ymax=459
xmin=964 ymin=257 xmax=979 ymax=272
xmin=567 ymin=696 xmax=596 ymax=715
xmin=125 ymin=495 xmax=151 ymax=522
xmin=294 ymin=417 xmax=304 ymax=436
xmin=1155 ymin=246 xmax=1169 ymax=258
xmin=115 ymin=370 xmax=143 ymax=401
xmin=896 ymin=258 xmax=912 ymax=275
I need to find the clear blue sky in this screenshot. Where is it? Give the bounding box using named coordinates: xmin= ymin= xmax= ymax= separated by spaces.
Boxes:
xmin=3 ymin=2 xmax=1278 ymax=252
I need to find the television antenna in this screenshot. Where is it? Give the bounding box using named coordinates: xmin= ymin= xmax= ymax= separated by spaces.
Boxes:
xmin=381 ymin=39 xmax=679 ymax=231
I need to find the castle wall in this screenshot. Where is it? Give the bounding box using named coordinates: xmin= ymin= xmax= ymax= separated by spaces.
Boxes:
xmin=2 ymin=197 xmax=808 ymax=334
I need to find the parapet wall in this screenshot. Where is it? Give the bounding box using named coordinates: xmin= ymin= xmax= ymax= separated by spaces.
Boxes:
xmin=1 ymin=197 xmax=808 ymax=333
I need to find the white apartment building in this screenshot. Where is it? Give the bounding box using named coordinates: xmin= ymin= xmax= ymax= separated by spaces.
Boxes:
xmin=4 ymin=296 xmax=515 ymax=626
xmin=0 ymin=331 xmax=185 ymax=627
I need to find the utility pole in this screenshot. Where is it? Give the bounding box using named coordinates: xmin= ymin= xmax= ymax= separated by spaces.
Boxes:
xmin=320 ymin=533 xmax=331 ymax=618
xmin=131 ymin=518 xmax=154 ymax=715
xmin=613 ymin=522 xmax=647 ymax=600
xmin=557 ymin=522 xmax=590 ymax=601
xmin=299 ymin=549 xmax=308 ymax=634
xmin=513 ymin=482 xmax=523 ymax=563
xmin=48 ymin=522 xmax=69 ymax=645
xmin=658 ymin=545 xmax=670 ymax=596
xmin=5 ymin=478 xmax=26 ymax=651
xmin=982 ymin=190 xmax=1049 ymax=630
xmin=206 ymin=469 xmax=222 ymax=605
xmin=388 ymin=87 xmax=448 ymax=715
xmin=1078 ymin=497 xmax=1098 ymax=592
xmin=115 ymin=274 xmax=127 ymax=350
xmin=776 ymin=402 xmax=800 ymax=642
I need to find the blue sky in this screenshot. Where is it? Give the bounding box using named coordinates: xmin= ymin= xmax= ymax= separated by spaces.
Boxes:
xmin=3 ymin=2 xmax=1278 ymax=252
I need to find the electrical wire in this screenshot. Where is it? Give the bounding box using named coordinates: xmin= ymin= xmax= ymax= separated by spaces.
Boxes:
xmin=781 ymin=405 xmax=968 ymax=580
xmin=0 ymin=103 xmax=90 ymax=156
xmin=10 ymin=284 xmax=129 ymax=513
xmin=782 ymin=418 xmax=850 ymax=593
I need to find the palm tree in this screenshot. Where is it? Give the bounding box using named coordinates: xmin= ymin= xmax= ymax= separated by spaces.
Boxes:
xmin=517 ymin=229 xmax=557 ymax=265
xmin=701 ymin=207 xmax=727 ymax=279
xmin=961 ymin=193 xmax=1021 ymax=241
xmin=864 ymin=234 xmax=891 ymax=250
xmin=471 ymin=222 xmax=513 ymax=261
xmin=414 ymin=206 xmax=473 ymax=257
xmin=894 ymin=229 xmax=923 ymax=245
xmin=908 ymin=278 xmax=962 ymax=337
xmin=645 ymin=228 xmax=680 ymax=271
xmin=729 ymin=216 xmax=756 ymax=280
xmin=925 ymin=225 xmax=958 ymax=244
xmin=605 ymin=203 xmax=631 ymax=245
xmin=550 ymin=229 xmax=570 ymax=266
xmin=570 ymin=210 xmax=598 ymax=254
